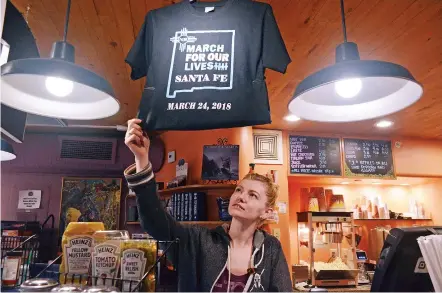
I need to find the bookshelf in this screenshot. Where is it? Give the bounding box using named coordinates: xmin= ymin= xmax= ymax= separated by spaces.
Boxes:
xmin=127 ymin=184 xmax=236 ymax=198
xmin=127 ymin=221 xmax=228 ymax=226
xmin=125 ymin=184 xmax=236 ymax=229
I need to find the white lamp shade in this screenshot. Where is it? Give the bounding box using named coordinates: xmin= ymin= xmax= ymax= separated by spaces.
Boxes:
xmin=289 ymin=60 xmax=423 ymax=122
xmin=1 ymin=139 xmax=16 ymax=161
xmin=1 ymin=58 xmax=120 ymax=120
xmin=1 ymin=149 xmax=16 ymax=161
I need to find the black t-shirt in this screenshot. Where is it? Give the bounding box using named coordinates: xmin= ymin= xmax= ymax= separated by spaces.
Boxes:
xmin=126 ymin=0 xmax=291 ymax=131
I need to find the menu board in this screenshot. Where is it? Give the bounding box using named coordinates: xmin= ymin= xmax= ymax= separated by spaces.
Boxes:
xmin=343 ymin=138 xmax=395 ymax=179
xmin=289 ymin=135 xmax=342 ymax=175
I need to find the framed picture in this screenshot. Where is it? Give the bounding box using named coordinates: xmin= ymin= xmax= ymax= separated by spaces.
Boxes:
xmin=253 ymin=129 xmax=283 ymax=165
xmin=202 ymin=145 xmax=240 ymax=181
xmin=59 ymin=177 xmax=122 ymax=238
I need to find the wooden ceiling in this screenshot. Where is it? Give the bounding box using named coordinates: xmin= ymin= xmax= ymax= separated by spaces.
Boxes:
xmin=10 ymin=0 xmax=442 ymax=139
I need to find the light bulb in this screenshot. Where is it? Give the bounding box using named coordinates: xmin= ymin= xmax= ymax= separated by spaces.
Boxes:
xmin=375 ymin=120 xmax=393 ymax=128
xmin=284 ymin=114 xmax=301 ymax=122
xmin=45 ymin=76 xmax=74 ymax=97
xmin=334 ymin=78 xmax=362 ymax=98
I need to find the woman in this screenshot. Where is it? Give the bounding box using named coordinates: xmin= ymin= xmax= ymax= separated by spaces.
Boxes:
xmin=124 ymin=119 xmax=292 ymax=292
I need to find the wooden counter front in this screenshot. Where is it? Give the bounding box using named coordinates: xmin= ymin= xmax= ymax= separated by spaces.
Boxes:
xmin=294 ymin=284 xmax=371 ymax=292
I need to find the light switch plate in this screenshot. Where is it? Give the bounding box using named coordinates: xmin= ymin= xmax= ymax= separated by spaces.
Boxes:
xmin=272 ymin=228 xmax=281 ymax=240
xmin=168 ymin=151 xmax=176 ymax=163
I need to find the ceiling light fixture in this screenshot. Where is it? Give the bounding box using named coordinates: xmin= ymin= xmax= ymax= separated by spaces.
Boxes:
xmin=288 ymin=0 xmax=423 ymax=122
xmin=400 ymin=183 xmax=410 ymax=186
xmin=1 ymin=139 xmax=16 ymax=161
xmin=372 ymin=182 xmax=382 ymax=185
xmin=376 ymin=120 xmax=394 ymax=128
xmin=284 ymin=114 xmax=301 ymax=122
xmin=341 ymin=182 xmax=350 ymax=185
xmin=1 ymin=0 xmax=119 ymax=120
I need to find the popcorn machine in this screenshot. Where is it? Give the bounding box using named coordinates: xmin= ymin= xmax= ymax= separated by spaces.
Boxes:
xmin=297 ymin=212 xmax=359 ymax=287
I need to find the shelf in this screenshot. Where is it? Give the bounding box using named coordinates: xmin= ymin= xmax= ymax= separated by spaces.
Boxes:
xmin=127 ymin=184 xmax=236 ymax=198
xmin=297 ymin=211 xmax=353 ymax=223
xmin=127 ymin=222 xmax=141 ymax=225
xmin=181 ymin=221 xmax=227 ymax=225
xmin=126 ymin=221 xmax=228 ymax=226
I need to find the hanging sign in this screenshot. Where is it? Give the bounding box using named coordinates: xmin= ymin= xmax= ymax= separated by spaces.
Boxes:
xmin=17 ymin=190 xmax=42 ymax=209
xmin=343 ymin=138 xmax=396 ymax=179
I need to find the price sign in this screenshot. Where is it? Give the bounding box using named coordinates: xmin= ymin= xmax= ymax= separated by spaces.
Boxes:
xmin=289 ymin=136 xmax=342 ymax=176
xmin=343 ymin=138 xmax=395 ymax=179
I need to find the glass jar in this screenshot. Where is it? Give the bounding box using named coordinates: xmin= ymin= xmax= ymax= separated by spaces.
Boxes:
xmin=120 ymin=239 xmax=157 ymax=292
xmin=91 ymin=230 xmax=129 ymax=286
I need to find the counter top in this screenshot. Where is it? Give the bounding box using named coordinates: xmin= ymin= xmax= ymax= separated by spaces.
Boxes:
xmin=294 ymin=284 xmax=371 ymax=292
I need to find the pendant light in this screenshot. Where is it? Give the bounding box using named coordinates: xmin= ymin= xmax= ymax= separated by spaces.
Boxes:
xmin=1 ymin=0 xmax=119 ymax=120
xmin=1 ymin=139 xmax=16 ymax=161
xmin=288 ymin=0 xmax=423 ymax=122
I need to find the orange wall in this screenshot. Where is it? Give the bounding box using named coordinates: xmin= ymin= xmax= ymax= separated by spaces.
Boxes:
xmin=155 ymin=128 xmax=442 ymax=267
xmin=155 ymin=128 xmax=292 ymax=263
xmin=393 ymin=139 xmax=442 ymax=177
xmin=411 ymin=180 xmax=442 ymax=224
xmin=253 ymin=133 xmax=291 ymax=266
xmin=155 ymin=127 xmax=253 ymax=184
xmin=287 ymin=180 xmax=441 ymax=264
xmin=284 ymin=136 xmax=442 ymax=264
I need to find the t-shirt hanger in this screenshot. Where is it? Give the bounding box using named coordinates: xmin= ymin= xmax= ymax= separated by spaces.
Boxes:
xmin=190 ymin=0 xmax=228 ymax=5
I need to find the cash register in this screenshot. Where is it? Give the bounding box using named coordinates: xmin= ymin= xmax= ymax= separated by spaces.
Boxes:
xmin=370 ymin=226 xmax=442 ymax=292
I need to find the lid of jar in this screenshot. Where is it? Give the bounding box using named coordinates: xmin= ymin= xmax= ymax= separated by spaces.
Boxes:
xmin=81 ymin=285 xmax=119 ymax=293
xmin=20 ymin=278 xmax=59 ymax=289
xmin=51 ymin=285 xmax=83 ymax=292
xmin=124 ymin=239 xmax=156 ymax=243
xmin=93 ymin=230 xmax=129 ymax=240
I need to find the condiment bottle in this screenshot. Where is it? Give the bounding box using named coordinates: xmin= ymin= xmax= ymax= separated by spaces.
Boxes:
xmin=2 ymin=251 xmax=22 ymax=287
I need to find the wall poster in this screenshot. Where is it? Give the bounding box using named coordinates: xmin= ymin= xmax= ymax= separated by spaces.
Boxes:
xmin=202 ymin=145 xmax=240 ymax=181
xmin=59 ymin=178 xmax=122 ymax=238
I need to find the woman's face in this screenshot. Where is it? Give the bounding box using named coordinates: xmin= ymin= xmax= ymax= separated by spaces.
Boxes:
xmin=228 ymin=179 xmax=272 ymax=222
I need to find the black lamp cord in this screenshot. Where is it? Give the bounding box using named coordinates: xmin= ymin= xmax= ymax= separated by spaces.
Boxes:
xmin=340 ymin=0 xmax=347 ymax=43
xmin=63 ymin=0 xmax=72 ymax=42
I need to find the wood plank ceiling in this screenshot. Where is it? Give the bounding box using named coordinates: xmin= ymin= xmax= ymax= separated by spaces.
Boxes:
xmin=10 ymin=0 xmax=442 ymax=139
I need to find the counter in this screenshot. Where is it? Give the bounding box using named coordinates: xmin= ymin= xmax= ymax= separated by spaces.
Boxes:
xmin=294 ymin=283 xmax=371 ymax=292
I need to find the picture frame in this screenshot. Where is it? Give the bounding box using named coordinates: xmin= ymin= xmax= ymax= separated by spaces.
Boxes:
xmin=253 ymin=129 xmax=283 ymax=165
xmin=59 ymin=177 xmax=122 ymax=239
xmin=202 ymin=144 xmax=240 ymax=181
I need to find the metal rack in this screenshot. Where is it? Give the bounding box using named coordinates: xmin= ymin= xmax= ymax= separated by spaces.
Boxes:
xmin=32 ymin=239 xmax=179 ymax=292
xmin=1 ymin=234 xmax=40 ymax=288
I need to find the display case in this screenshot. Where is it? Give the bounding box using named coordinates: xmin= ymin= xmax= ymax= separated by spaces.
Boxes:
xmin=297 ymin=212 xmax=359 ymax=287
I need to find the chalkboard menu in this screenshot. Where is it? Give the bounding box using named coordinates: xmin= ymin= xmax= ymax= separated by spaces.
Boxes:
xmin=343 ymin=138 xmax=395 ymax=179
xmin=289 ymin=135 xmax=342 ymax=175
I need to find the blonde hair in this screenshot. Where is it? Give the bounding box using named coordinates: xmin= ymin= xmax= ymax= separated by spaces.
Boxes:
xmin=241 ymin=173 xmax=279 ymax=208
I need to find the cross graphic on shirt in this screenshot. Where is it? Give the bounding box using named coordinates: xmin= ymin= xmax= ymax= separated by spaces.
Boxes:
xmin=170 ymin=28 xmax=198 ymax=52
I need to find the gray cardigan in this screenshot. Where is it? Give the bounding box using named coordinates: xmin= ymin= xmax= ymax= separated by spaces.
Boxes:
xmin=124 ymin=162 xmax=292 ymax=292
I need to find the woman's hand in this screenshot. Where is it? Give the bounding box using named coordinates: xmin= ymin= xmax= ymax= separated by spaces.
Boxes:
xmin=125 ymin=119 xmax=150 ymax=172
